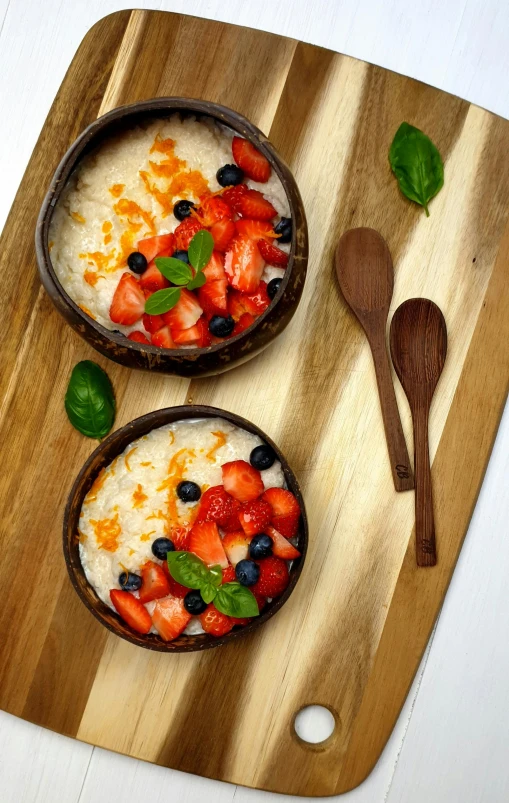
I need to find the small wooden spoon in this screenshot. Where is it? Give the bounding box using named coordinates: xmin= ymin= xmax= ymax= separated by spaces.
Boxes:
xmin=335 ymin=228 xmax=414 ymax=492
xmin=390 ymin=299 xmax=447 ymax=566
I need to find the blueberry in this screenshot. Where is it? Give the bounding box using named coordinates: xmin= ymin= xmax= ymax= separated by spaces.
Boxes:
xmin=172 ymin=249 xmax=189 ymax=263
xmin=118 ymin=571 xmax=142 ymax=591
xmin=235 ymin=559 xmax=260 ymax=587
xmin=267 ymin=278 xmax=282 ymax=300
xmin=177 ymin=480 xmax=201 ymax=502
xmin=184 ymin=589 xmax=208 ymax=615
xmin=250 ymin=444 xmax=277 ymax=470
xmin=173 ymin=200 xmax=195 ymax=221
xmin=127 ymin=251 xmax=148 ymax=274
xmin=111 ymin=329 xmax=124 ymax=336
xmin=216 ymin=164 xmax=244 ymax=187
xmin=249 ymin=534 xmax=273 ymax=560
xmin=151 ymin=537 xmax=175 ymax=560
xmin=209 ymin=315 xmax=235 ymax=338
xmin=274 ymin=217 xmax=292 ymax=244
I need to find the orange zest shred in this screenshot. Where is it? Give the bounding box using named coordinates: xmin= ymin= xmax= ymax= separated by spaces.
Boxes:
xmin=84 ymin=270 xmax=101 ymax=287
xmin=113 ymin=198 xmax=156 ymax=235
xmin=84 ymin=468 xmax=107 ymax=503
xmin=71 ymin=211 xmax=86 ymax=223
xmin=128 ymin=548 xmax=135 ymax=556
xmin=149 ymin=156 xmax=185 ymax=177
xmin=132 ymin=483 xmax=148 ymax=508
xmin=149 ymin=135 xmax=177 ymax=155
xmin=140 ymin=530 xmax=156 ymax=542
xmin=109 ymin=183 xmax=125 ymax=198
xmin=140 ymin=461 xmax=152 ymax=467
xmin=102 ymin=221 xmax=113 ymax=233
xmin=48 ymin=240 xmax=54 ymax=251
xmin=90 ymin=513 xmax=121 ymax=552
xmin=168 ymin=171 xmax=208 ymax=200
xmin=206 ymin=431 xmax=227 ymax=461
xmin=146 ymin=510 xmax=166 ymax=521
xmin=104 ymin=234 xmax=112 ymax=245
xmin=78 ymin=304 xmax=96 ymax=320
xmin=169 ymin=431 xmax=175 ymax=446
xmin=157 ymin=448 xmax=196 ymax=530
xmin=124 ymin=447 xmax=138 ymax=472
xmin=78 ymin=529 xmax=87 ymax=543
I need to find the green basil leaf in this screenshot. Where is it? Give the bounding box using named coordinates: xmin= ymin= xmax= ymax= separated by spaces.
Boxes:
xmin=201 ymin=583 xmax=218 ymax=604
xmin=188 ymin=229 xmax=214 ymax=271
xmin=167 ymin=551 xmax=211 ymax=589
xmin=214 ymin=583 xmax=259 ymax=618
xmin=64 ymin=360 xmax=115 ymax=440
xmin=154 ymin=257 xmax=193 ymax=285
xmin=209 ymin=565 xmax=223 ymax=587
xmin=145 ymin=286 xmax=181 ymax=315
xmin=186 ymin=270 xmax=207 ymax=291
xmin=389 ymin=122 xmax=444 ymax=217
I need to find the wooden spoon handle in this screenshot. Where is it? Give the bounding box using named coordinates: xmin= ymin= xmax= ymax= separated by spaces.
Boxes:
xmin=413 ymin=405 xmax=437 ymax=566
xmin=370 ymin=336 xmax=414 ymax=492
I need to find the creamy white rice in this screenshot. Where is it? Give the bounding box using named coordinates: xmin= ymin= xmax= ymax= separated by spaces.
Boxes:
xmin=49 ymin=114 xmax=290 ymax=333
xmin=79 ymin=417 xmax=285 ymax=634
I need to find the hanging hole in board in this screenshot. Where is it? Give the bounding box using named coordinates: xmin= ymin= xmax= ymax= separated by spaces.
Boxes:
xmin=294 ymin=705 xmax=336 ymax=745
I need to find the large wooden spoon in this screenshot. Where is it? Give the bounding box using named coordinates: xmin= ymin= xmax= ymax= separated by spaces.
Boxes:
xmin=390 ymin=299 xmax=447 ymax=566
xmin=335 ymin=228 xmax=414 ymax=491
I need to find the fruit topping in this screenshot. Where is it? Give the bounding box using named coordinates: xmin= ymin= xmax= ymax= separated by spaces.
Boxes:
xmin=261 ymin=487 xmax=300 ymax=538
xmin=237 ymin=498 xmax=272 ymax=536
xmin=172 ymin=249 xmax=189 ymax=262
xmin=199 ymin=604 xmax=234 ymax=637
xmin=177 ymin=480 xmax=201 ymax=502
xmin=267 ymin=277 xmax=283 ymax=299
xmin=174 ymin=217 xmax=203 ymax=250
xmin=188 ymin=521 xmax=228 ymax=568
xmin=118 ymin=571 xmax=142 ymax=591
xmin=139 ymin=560 xmax=171 ymax=603
xmin=250 ymin=444 xmax=277 ymax=470
xmin=221 ymin=183 xmax=248 ymax=213
xmin=222 ymin=460 xmax=264 ymax=502
xmin=235 ymin=559 xmax=260 ymax=586
xmin=184 ymin=589 xmax=208 ymax=615
xmin=169 ymin=525 xmax=191 ymax=551
xmin=221 ymin=565 xmax=236 ymax=583
xmin=232 ymin=136 xmax=271 ymax=183
xmin=197 ymin=196 xmax=233 ymax=228
xmin=152 ymin=596 xmax=192 ymax=641
xmin=274 ymin=216 xmax=292 ymax=243
xmin=173 ymin=199 xmax=195 ymax=221
xmin=257 ymin=238 xmax=289 ymax=267
xmin=196 ymin=485 xmax=241 ymax=530
xmin=239 ymin=189 xmax=277 ymax=221
xmin=143 ymin=312 xmax=165 ymax=333
xmin=151 ymin=326 xmax=175 ymax=349
xmin=267 ymin=526 xmax=301 ymax=560
xmin=235 ymin=218 xmax=274 ymax=240
xmin=151 ymin=537 xmax=175 ymax=560
xmin=110 ymin=589 xmax=152 ymax=634
xmin=233 ymin=313 xmax=255 ymax=335
xmin=210 ymin=218 xmax=236 ymax=252
xmin=127 ymin=251 xmax=148 ymax=274
xmin=137 ymin=233 xmax=175 ymax=263
xmin=252 ymin=556 xmax=289 ymax=598
xmin=224 ymin=236 xmax=265 ymax=294
xmin=222 ymin=531 xmax=251 ymax=566
xmin=217 ymin=164 xmax=244 ymax=186
xmin=109 ymin=273 xmax=145 ymax=325
xmin=163 ymin=287 xmax=203 ymax=333
xmin=127 ymin=331 xmax=150 ymax=344
xmin=209 ymin=314 xmax=235 ymax=337
xmin=249 ymin=533 xmax=273 ymax=560
xmin=139 ymin=261 xmax=170 ymax=293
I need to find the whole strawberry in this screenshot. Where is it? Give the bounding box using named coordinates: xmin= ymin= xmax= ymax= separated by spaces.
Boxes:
xmin=199 ymin=604 xmax=234 ymax=637
xmin=238 ymin=498 xmax=272 ymax=537
xmin=253 ymin=556 xmax=289 ymax=598
xmin=196 ymin=485 xmax=241 ymax=530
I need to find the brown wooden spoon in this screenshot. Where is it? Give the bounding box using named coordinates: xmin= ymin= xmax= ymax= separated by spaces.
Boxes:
xmin=390 ymin=299 xmax=447 ymax=566
xmin=335 ymin=228 xmax=414 ymax=491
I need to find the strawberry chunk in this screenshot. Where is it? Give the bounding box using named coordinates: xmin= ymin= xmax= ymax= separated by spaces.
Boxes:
xmin=257 ymin=238 xmax=289 ymax=267
xmin=197 ymin=196 xmax=233 ymax=227
xmin=152 ymin=596 xmax=192 ymax=641
xmin=244 ymin=282 xmax=271 ymax=315
xmin=232 ymin=136 xmax=271 ymax=183
xmin=196 ymin=485 xmax=241 ymax=531
xmin=222 ymin=460 xmax=264 ymax=502
xmin=238 ymin=499 xmax=272 ymax=537
xmin=169 ymin=525 xmax=191 ymax=551
xmin=139 ymin=261 xmax=170 ymax=293
xmin=109 ymin=273 xmax=145 ymax=325
xmin=210 ymin=218 xmax=236 ymax=252
xmin=163 ymin=288 xmax=203 ymax=333
xmin=262 ymin=487 xmax=300 ymax=518
xmin=161 ymin=561 xmax=191 ymax=599
xmin=138 ymin=560 xmax=171 ymax=603
xmin=222 ymin=531 xmax=251 ymax=566
xmin=221 ymin=565 xmax=236 ymax=583
xmin=110 ymin=589 xmax=152 ymax=634
xmin=188 ymin=521 xmax=228 ymax=568
xmin=198 ymin=279 xmax=228 ymax=317
xmin=127 ymin=330 xmax=150 ymax=344
xmin=233 ymin=312 xmax=256 ymax=335
xmin=137 ymin=233 xmax=175 ymax=263
xmin=174 ymin=218 xmax=204 ymax=251
xmin=267 ymin=526 xmax=301 ymax=560
xmin=199 ymin=604 xmax=234 ymax=637
xmin=143 ymin=312 xmax=165 ymax=334
xmin=252 ymin=556 xmax=289 ymax=598
xmin=235 ymin=219 xmax=273 ymax=240
xmin=151 ymin=325 xmax=175 ymax=349
xmin=172 ymin=317 xmax=210 ymax=347
xmin=224 ymin=236 xmax=265 ymax=294
xmin=271 ymin=513 xmax=299 ymax=538
xmin=239 ymin=190 xmax=277 ymax=221
xmin=221 ymin=183 xmax=248 ymax=213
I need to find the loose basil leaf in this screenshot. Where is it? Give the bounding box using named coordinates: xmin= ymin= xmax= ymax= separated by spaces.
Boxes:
xmin=167 ymin=551 xmax=211 ymax=589
xmin=209 ymin=565 xmax=223 ymax=587
xmin=186 ymin=270 xmax=207 ymax=291
xmin=64 ymin=360 xmax=115 ymax=440
xmin=389 ymin=122 xmax=444 ymax=217
xmin=201 ymin=583 xmax=218 ymax=604
xmin=145 ymin=286 xmax=181 ymax=315
xmin=188 ymin=229 xmax=214 ymax=271
xmin=155 ymin=257 xmax=193 ymax=285
xmin=214 ymin=582 xmax=259 ymax=618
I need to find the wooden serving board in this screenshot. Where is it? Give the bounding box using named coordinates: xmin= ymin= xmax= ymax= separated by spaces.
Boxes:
xmin=0 ymin=10 xmax=508 ymax=797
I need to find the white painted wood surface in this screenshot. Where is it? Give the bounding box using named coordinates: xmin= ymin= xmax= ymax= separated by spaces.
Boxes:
xmin=0 ymin=1 xmax=507 ymax=800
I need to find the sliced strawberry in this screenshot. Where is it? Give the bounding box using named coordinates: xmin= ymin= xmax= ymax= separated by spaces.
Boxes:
xmin=139 ymin=261 xmax=170 ymax=293
xmin=127 ymin=330 xmax=150 ymax=344
xmin=221 ymin=183 xmax=248 ymax=213
xmin=199 ymin=604 xmax=234 ymax=637
xmin=151 ymin=325 xmax=175 ymax=349
xmin=152 ymin=596 xmax=192 ymax=641
xmin=257 ymin=238 xmax=289 ymax=267
xmin=272 ymin=513 xmax=299 ymax=538
xmin=239 ymin=190 xmax=277 ymax=221
xmin=222 ymin=531 xmax=251 ymax=566
xmin=221 ymin=565 xmax=236 ymax=583
xmin=224 ymin=236 xmax=265 ymax=294
xmin=196 ymin=485 xmax=241 ymax=530
xmin=137 ymin=233 xmax=175 ymax=263
xmin=161 ymin=562 xmax=191 ymax=599
xmin=110 ymin=589 xmax=152 ymax=634
xmin=262 ymin=487 xmax=300 ymax=518
xmin=233 ymin=312 xmax=256 ymax=335
xmin=188 ymin=521 xmax=228 ymax=568
xmin=139 ymin=560 xmax=171 ymax=603
xmin=143 ymin=312 xmax=165 ymax=334
xmin=267 ymin=525 xmax=301 ymax=559
xmin=232 ymin=136 xmax=271 ymax=183
xmin=231 ymin=617 xmax=249 ymax=627
xmin=170 ymin=525 xmax=191 ymax=551
xmin=174 ymin=217 xmax=204 ymax=251
xmin=244 ymin=282 xmax=270 ymax=315
xmin=163 ymin=288 xmax=203 ymax=333
xmin=210 ymin=218 xmax=236 ymax=252
xmin=203 ymin=251 xmax=226 ymax=281
xmin=222 ymin=460 xmax=264 ymax=502
xmin=252 ymin=589 xmax=267 ymax=611
xmin=238 ymin=499 xmax=272 ymax=537
xmin=172 ymin=316 xmax=210 ymax=347
xmin=253 ymin=556 xmax=289 ymax=598
xmin=109 ymin=273 xmax=145 ymax=325
xmin=198 ymin=279 xmax=228 ymax=317
xmin=197 ymin=196 xmax=233 ymax=227
xmin=235 ymin=219 xmax=273 ymax=240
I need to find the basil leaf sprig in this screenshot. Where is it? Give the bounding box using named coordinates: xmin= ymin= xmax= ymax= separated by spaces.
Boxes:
xmin=145 ymin=229 xmax=213 ymax=315
xmin=389 ymin=122 xmax=444 ymax=217
xmin=167 ymin=551 xmax=259 ymax=618
xmin=64 ymin=360 xmax=115 ymax=440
